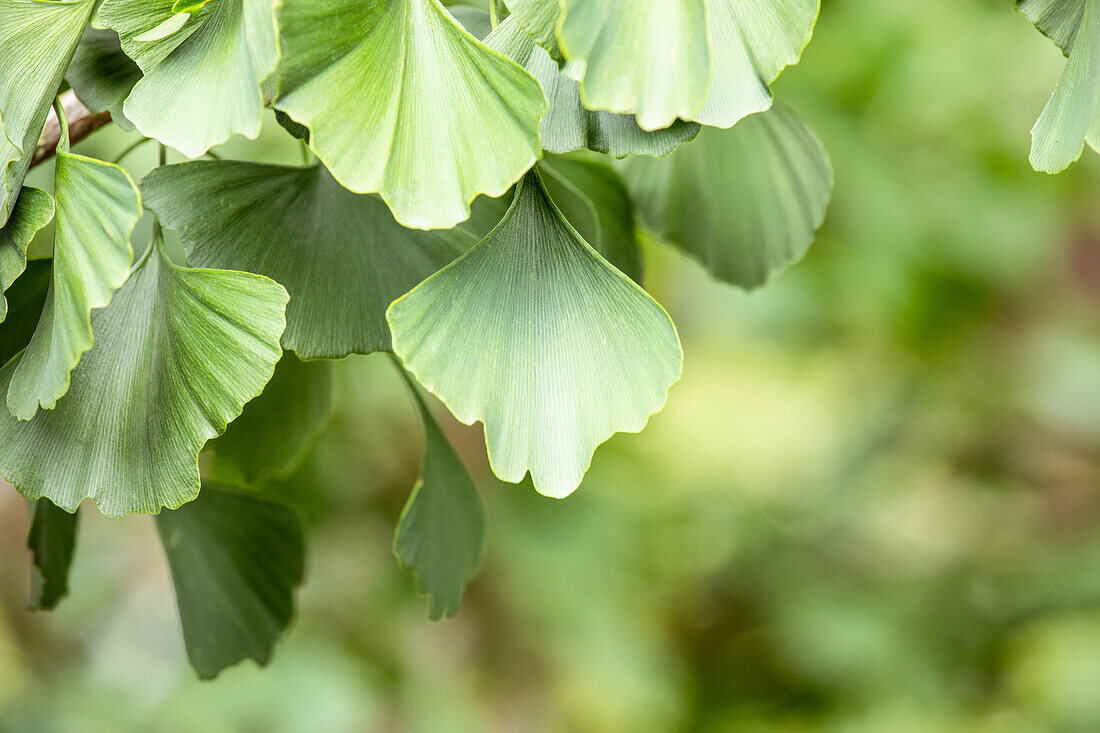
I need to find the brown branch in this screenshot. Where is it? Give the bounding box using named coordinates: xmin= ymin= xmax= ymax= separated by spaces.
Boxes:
xmin=30 ymin=90 xmax=112 ymax=169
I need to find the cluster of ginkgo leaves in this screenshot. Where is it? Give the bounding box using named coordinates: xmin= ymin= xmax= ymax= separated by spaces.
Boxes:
xmin=0 ymin=0 xmax=842 ymax=679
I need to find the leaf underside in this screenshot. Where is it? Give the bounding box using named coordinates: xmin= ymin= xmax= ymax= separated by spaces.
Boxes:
xmin=389 ymin=169 xmax=682 ymax=498
xmin=0 ymin=244 xmax=287 ymax=516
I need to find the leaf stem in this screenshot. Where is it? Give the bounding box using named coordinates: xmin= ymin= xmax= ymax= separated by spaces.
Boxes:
xmin=52 ymin=96 xmax=71 ymax=153
xmin=489 ymin=0 xmax=498 ymax=29
xmin=112 ymin=136 xmax=154 ymax=164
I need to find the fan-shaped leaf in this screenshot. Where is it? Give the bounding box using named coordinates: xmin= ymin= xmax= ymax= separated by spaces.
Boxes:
xmin=0 ymin=243 xmax=288 ymax=516
xmin=95 ymin=0 xmax=279 ymax=157
xmin=65 ymin=27 xmax=143 ymax=131
xmin=394 ymin=370 xmax=486 ymax=620
xmin=27 ymin=498 xmax=78 ymax=611
xmin=0 ymin=188 xmax=53 ymax=324
xmin=208 ymin=352 xmax=334 ymax=485
xmin=274 ymin=0 xmax=547 ymax=229
xmin=388 ymin=170 xmax=681 ymax=498
xmin=0 ymin=0 xmax=95 ymax=222
xmin=156 ymin=484 xmax=304 ymax=679
xmin=6 ymin=138 xmax=141 ymax=420
xmin=622 ymin=105 xmax=832 ymax=289
xmin=142 ymin=160 xmax=472 ymax=357
xmin=1019 ymin=0 xmax=1100 ymax=172
xmin=547 ymin=0 xmax=817 ymax=130
xmin=486 ymin=17 xmax=699 ymax=158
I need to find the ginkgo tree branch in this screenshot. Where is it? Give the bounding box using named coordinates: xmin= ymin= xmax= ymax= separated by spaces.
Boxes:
xmin=30 ymin=90 xmax=111 ymax=169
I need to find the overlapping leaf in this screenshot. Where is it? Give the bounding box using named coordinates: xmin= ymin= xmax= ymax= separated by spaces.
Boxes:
xmin=388 ymin=170 xmax=682 ymax=498
xmin=1019 ymin=0 xmax=1100 ymax=172
xmin=27 ymin=498 xmax=78 ymax=611
xmin=518 ymin=0 xmax=818 ymax=130
xmin=0 ymin=188 xmax=52 ymax=324
xmin=486 ymin=17 xmax=698 ymax=158
xmin=0 ymin=0 xmax=95 ymax=222
xmin=7 ymin=137 xmax=141 ymax=420
xmin=209 ymin=352 xmax=334 ymax=485
xmin=623 ymin=105 xmax=832 ymax=289
xmin=95 ymin=0 xmax=279 ymax=157
xmin=394 ymin=371 xmax=486 ymax=620
xmin=274 ymin=0 xmax=547 ymax=229
xmin=0 ymin=243 xmax=288 ymax=516
xmin=0 ymin=260 xmax=50 ymax=366
xmin=65 ymin=27 xmax=143 ymax=131
xmin=142 ymin=160 xmax=472 ymax=357
xmin=156 ymin=484 xmax=304 ymax=679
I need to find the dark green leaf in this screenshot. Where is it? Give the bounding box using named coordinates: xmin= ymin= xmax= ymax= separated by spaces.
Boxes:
xmin=156 ymin=484 xmax=304 ymax=679
xmin=143 ymin=160 xmax=472 ymax=357
xmin=0 ymin=259 xmax=51 ymax=367
xmin=26 ymin=498 xmax=78 ymax=611
xmin=394 ymin=371 xmax=486 ymax=620
xmin=0 ymin=188 xmax=53 ymax=324
xmin=209 ymin=352 xmax=334 ymax=485
xmin=65 ymin=27 xmax=143 ymax=131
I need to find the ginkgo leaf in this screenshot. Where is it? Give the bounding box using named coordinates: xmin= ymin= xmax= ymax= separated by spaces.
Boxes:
xmin=1019 ymin=0 xmax=1100 ymax=172
xmin=0 ymin=259 xmax=50 ymax=366
xmin=448 ymin=5 xmax=494 ymax=40
xmin=622 ymin=105 xmax=832 ymax=289
xmin=0 ymin=0 xmax=95 ymax=223
xmin=486 ymin=17 xmax=699 ymax=158
xmin=27 ymin=498 xmax=78 ymax=611
xmin=0 ymin=188 xmax=53 ymax=324
xmin=95 ymin=0 xmax=279 ymax=157
xmin=0 ymin=243 xmax=288 ymax=516
xmin=549 ymin=0 xmax=818 ymax=130
xmin=274 ymin=0 xmax=547 ymax=229
xmin=7 ymin=134 xmax=141 ymax=420
xmin=388 ymin=170 xmax=682 ymax=498
xmin=142 ymin=160 xmax=472 ymax=357
xmin=155 ymin=483 xmax=304 ymax=679
xmin=394 ymin=369 xmax=486 ymax=620
xmin=65 ymin=27 xmax=143 ymax=131
xmin=208 ymin=352 xmax=334 ymax=485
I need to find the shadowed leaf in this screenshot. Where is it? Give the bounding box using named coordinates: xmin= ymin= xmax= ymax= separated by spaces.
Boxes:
xmin=26 ymin=498 xmax=78 ymax=611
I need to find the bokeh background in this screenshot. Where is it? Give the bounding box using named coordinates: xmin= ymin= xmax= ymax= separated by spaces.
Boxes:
xmin=5 ymin=0 xmax=1100 ymax=730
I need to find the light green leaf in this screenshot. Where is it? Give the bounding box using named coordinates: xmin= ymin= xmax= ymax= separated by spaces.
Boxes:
xmin=1019 ymin=0 xmax=1100 ymax=172
xmin=540 ymin=153 xmax=642 ymax=282
xmin=0 ymin=188 xmax=53 ymax=324
xmin=552 ymin=0 xmax=818 ymax=130
xmin=0 ymin=259 xmax=51 ymax=366
xmin=447 ymin=5 xmax=493 ymax=40
xmin=388 ymin=170 xmax=682 ymax=498
xmin=27 ymin=498 xmax=78 ymax=611
xmin=0 ymin=0 xmax=96 ymax=222
xmin=208 ymin=352 xmax=334 ymax=485
xmin=394 ymin=370 xmax=486 ymax=620
xmin=486 ymin=17 xmax=699 ymax=158
xmin=274 ymin=0 xmax=547 ymax=229
xmin=7 ymin=139 xmax=141 ymax=420
xmin=142 ymin=160 xmax=472 ymax=357
xmin=0 ymin=243 xmax=288 ymax=516
xmin=155 ymin=483 xmax=304 ymax=680
xmin=95 ymin=0 xmax=279 ymax=157
xmin=65 ymin=27 xmax=143 ymax=131
xmin=622 ymin=105 xmax=832 ymax=289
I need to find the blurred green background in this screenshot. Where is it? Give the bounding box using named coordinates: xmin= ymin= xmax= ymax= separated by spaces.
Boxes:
xmin=5 ymin=0 xmax=1100 ymax=730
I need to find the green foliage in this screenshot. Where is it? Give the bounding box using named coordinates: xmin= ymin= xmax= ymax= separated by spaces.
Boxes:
xmin=156 ymin=483 xmax=304 ymax=679
xmin=26 ymin=497 xmax=78 ymax=611
xmin=0 ymin=0 xmax=973 ymax=680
